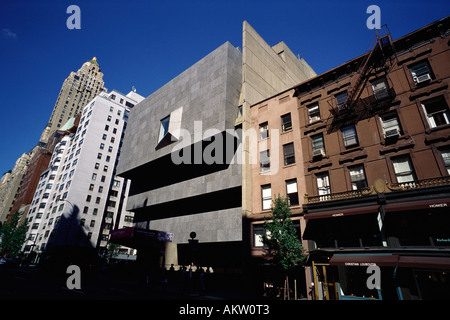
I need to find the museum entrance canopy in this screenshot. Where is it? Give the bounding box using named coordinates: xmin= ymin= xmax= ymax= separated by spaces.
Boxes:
xmin=110 ymin=227 xmax=173 ymax=249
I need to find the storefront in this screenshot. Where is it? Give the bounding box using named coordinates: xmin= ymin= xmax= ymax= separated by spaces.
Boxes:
xmin=304 ymin=195 xmax=450 ymax=300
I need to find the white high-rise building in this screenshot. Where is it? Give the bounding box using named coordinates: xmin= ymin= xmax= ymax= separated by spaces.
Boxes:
xmin=23 ymin=89 xmax=144 ymax=263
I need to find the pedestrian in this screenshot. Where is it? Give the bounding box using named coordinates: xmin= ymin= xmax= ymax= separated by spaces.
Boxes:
xmin=199 ymin=268 xmax=206 ymax=295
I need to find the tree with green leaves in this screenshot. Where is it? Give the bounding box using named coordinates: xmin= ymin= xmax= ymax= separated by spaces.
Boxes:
xmin=263 ymin=195 xmax=306 ymax=299
xmin=106 ymin=242 xmax=120 ymax=263
xmin=0 ymin=211 xmax=29 ymax=258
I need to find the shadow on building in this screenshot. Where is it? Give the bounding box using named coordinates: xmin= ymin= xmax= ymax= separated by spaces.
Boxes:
xmin=38 ymin=204 xmax=100 ymax=274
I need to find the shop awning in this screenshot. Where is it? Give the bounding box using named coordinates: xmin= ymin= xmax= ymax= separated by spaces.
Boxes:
xmin=398 ymin=256 xmax=450 ymax=269
xmin=304 ymin=205 xmax=379 ymax=220
xmin=328 ymin=254 xmax=450 ymax=269
xmin=329 ymin=254 xmax=400 ymax=267
xmin=110 ymin=227 xmax=173 ymax=249
xmin=385 ymin=198 xmax=450 ymax=213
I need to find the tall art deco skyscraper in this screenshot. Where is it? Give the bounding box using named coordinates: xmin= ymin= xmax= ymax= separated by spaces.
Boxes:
xmin=40 ymin=57 xmax=106 ymax=143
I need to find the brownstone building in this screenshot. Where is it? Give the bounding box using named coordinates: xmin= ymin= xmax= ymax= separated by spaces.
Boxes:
xmin=250 ymin=16 xmax=450 ymax=300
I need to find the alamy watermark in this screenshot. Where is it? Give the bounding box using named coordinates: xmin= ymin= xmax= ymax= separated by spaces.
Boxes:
xmin=366 ymin=5 xmax=381 ymax=30
xmin=66 ymin=264 xmax=81 ymax=290
xmin=66 ymin=5 xmax=81 ymax=30
xmin=366 ymin=265 xmax=381 ymax=290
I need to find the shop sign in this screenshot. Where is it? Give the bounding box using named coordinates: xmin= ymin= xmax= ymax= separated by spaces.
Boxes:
xmin=344 ymin=262 xmax=377 ymax=266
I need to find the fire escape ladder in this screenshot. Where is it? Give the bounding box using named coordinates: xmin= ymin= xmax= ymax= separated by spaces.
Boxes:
xmin=345 ymin=25 xmax=396 ymax=110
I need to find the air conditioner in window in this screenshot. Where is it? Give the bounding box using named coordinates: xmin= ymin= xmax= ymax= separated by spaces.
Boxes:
xmin=313 ymin=148 xmax=325 ymax=157
xmin=416 ymin=73 xmax=431 ymax=84
xmin=384 ymin=128 xmax=400 ymax=139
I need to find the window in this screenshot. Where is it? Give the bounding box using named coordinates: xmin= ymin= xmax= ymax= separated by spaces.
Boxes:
xmin=102 ymin=134 xmax=107 ymax=140
xmin=392 ymin=155 xmax=416 ymax=183
xmin=94 ymin=162 xmax=100 ymax=169
xmin=261 ymin=184 xmax=272 ymax=210
xmin=335 ymin=91 xmax=348 ymax=110
xmin=286 ymin=179 xmax=299 ymax=206
xmin=92 ymin=173 xmax=97 ymax=180
xmin=158 ymin=115 xmax=170 ymax=143
xmin=97 ymin=153 xmax=102 ymax=160
xmin=316 ymin=172 xmax=331 ymax=197
xmin=371 ymin=77 xmax=389 ymax=100
xmin=421 ymin=97 xmax=450 ymax=129
xmin=103 ymin=165 xmax=108 ymax=172
xmin=440 ymin=148 xmax=450 ymax=175
xmin=311 ymin=133 xmax=325 ymax=157
xmin=409 ymin=60 xmax=432 ymax=85
xmin=100 ymin=143 xmax=104 ymax=150
xmin=105 ymin=125 xmax=109 ymax=131
xmin=260 ymin=150 xmax=270 ymax=172
xmin=90 ymin=220 xmax=95 ymax=227
xmin=259 ymin=122 xmax=269 ymax=140
xmin=283 ymin=143 xmax=295 ymax=165
xmin=380 ymin=111 xmax=402 ymax=138
xmin=83 ymin=206 xmax=88 ymax=214
xmin=281 ymin=113 xmax=292 ymax=132
xmin=253 ymin=225 xmax=267 ymax=248
xmin=86 ymin=195 xmax=91 ymax=202
xmin=342 ymin=125 xmax=359 ymax=147
xmin=307 ymin=103 xmax=320 ymax=123
xmin=349 ymin=165 xmax=368 ymax=190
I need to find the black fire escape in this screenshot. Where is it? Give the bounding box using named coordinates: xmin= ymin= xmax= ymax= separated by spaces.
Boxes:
xmin=326 ymin=25 xmax=398 ymax=133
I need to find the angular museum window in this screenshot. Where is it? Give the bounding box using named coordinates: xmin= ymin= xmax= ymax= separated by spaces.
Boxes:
xmin=261 ymin=184 xmax=272 ymax=210
xmin=349 ymin=164 xmax=368 ymax=190
xmin=307 ymin=103 xmax=320 ymax=123
xmin=421 ymin=96 xmax=450 ymax=129
xmin=283 ymin=142 xmax=295 ymax=165
xmin=259 ymin=122 xmax=269 ymax=140
xmin=281 ymin=113 xmax=292 ymax=132
xmin=260 ymin=150 xmax=270 ymax=172
xmin=286 ymin=179 xmax=299 ymax=207
xmin=392 ymin=155 xmax=416 ymax=183
xmin=409 ymin=60 xmax=432 ymax=85
xmin=341 ymin=125 xmax=359 ymax=147
xmin=158 ymin=115 xmax=170 ymax=143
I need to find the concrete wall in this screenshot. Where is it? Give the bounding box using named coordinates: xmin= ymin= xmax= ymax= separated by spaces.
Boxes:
xmin=117 ymin=42 xmax=243 ymax=244
xmin=118 ymin=42 xmax=242 ymax=174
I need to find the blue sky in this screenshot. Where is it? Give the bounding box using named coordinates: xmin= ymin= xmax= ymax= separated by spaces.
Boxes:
xmin=0 ymin=0 xmax=449 ymax=175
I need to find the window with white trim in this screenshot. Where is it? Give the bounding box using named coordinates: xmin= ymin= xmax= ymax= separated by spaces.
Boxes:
xmin=409 ymin=60 xmax=433 ymax=85
xmin=421 ymin=96 xmax=450 ymax=129
xmin=380 ymin=111 xmax=402 ymax=138
xmin=392 ymin=155 xmax=416 ymax=183
xmin=261 ymin=184 xmax=272 ymax=210
xmin=349 ymin=164 xmax=368 ymax=190
xmin=316 ymin=172 xmax=331 ymax=196
xmin=440 ymin=148 xmax=450 ymax=175
xmin=286 ymin=179 xmax=299 ymax=207
xmin=307 ymin=103 xmax=320 ymax=123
